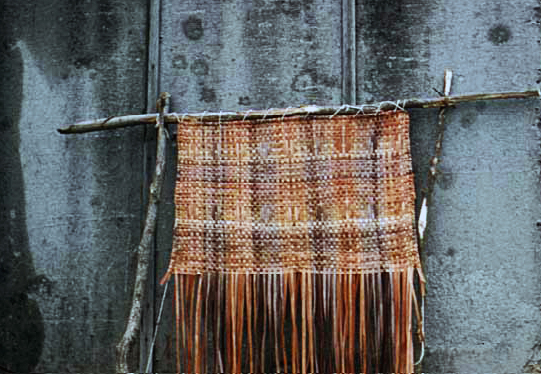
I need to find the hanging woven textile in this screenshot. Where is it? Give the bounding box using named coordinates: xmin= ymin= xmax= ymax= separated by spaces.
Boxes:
xmin=160 ymin=110 xmax=425 ymax=373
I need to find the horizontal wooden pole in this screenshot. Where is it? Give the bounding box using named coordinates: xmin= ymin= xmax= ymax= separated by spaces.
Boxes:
xmin=57 ymin=90 xmax=540 ymax=134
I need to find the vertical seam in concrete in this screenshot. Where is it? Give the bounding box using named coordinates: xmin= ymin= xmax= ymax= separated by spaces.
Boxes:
xmin=141 ymin=0 xmax=161 ymax=371
xmin=147 ymin=0 xmax=161 ymax=112
xmin=342 ymin=0 xmax=356 ymax=105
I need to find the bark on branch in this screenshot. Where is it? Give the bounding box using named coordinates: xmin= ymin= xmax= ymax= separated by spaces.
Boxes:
xmin=57 ymin=90 xmax=539 ymax=134
xmin=116 ymin=92 xmax=170 ymax=373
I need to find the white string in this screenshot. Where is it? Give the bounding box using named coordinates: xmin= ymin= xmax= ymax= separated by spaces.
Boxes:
xmin=330 ymin=104 xmax=349 ymax=119
xmin=350 ymin=105 xmax=371 ymax=115
xmin=301 ymin=105 xmax=319 ymax=118
xmin=243 ymin=109 xmax=252 ymax=122
xmin=375 ymin=101 xmax=405 ymax=114
xmin=218 ymin=110 xmax=223 ymax=125
xmin=376 ymin=102 xmax=384 ymax=114
xmin=356 ymin=104 xmax=379 ymax=115
xmin=262 ymin=108 xmax=272 ymax=120
xmin=281 ymin=107 xmax=292 ymax=121
xmin=355 ymin=105 xmax=366 ymax=115
xmin=144 ymin=281 xmax=170 ymax=374
xmin=171 ymin=100 xmax=409 ymax=127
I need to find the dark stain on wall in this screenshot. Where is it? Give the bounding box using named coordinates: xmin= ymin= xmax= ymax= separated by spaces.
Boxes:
xmin=242 ymin=0 xmax=331 ymax=107
xmin=291 ymin=68 xmax=340 ymax=93
xmin=64 ymin=1 xmax=120 ymax=69
xmin=437 ymin=168 xmax=455 ymax=191
xmin=238 ymin=96 xmax=251 ymax=106
xmin=357 ymin=0 xmax=433 ymax=100
xmin=9 ymin=0 xmax=148 ymax=121
xmin=488 ymin=24 xmax=512 ymax=45
xmin=291 ymin=72 xmax=317 ymax=92
xmin=423 ymin=347 xmax=457 ymax=372
xmin=460 ymin=109 xmax=479 ymax=129
xmin=0 ymin=5 xmax=45 ymax=371
xmin=191 ymin=59 xmax=210 ymax=76
xmin=173 ymin=54 xmax=189 ymax=70
xmin=200 ymin=86 xmax=217 ymax=103
xmin=274 ymin=0 xmax=302 ymax=16
xmin=183 ymin=15 xmax=204 ymax=41
xmin=11 ymin=0 xmax=122 ymax=80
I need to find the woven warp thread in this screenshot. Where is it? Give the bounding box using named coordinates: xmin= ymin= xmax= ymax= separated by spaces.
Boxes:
xmin=161 ymin=111 xmax=425 ymax=373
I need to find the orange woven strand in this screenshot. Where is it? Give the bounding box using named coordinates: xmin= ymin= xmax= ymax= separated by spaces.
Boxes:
xmin=245 ymin=274 xmax=254 ymax=373
xmin=174 ymin=274 xmax=181 ymax=374
xmin=161 ymin=111 xmax=424 ymax=373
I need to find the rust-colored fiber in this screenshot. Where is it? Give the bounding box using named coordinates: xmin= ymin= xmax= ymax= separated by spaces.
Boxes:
xmin=161 ymin=111 xmax=425 ymax=373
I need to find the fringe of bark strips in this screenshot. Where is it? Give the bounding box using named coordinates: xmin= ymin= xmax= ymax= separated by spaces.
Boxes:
xmin=160 ymin=269 xmax=425 ymax=373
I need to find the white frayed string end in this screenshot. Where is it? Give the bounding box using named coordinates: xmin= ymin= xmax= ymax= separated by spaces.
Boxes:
xmin=262 ymin=108 xmax=272 ymax=120
xmin=330 ymin=105 xmax=349 ymax=119
xmin=281 ymin=107 xmax=292 ymax=121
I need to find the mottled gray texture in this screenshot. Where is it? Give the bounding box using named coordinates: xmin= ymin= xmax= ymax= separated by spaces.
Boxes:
xmin=417 ymin=1 xmax=541 ymax=371
xmin=0 ymin=0 xmax=147 ymax=372
xmin=2 ymin=0 xmax=541 ymax=372
xmin=356 ymin=0 xmax=434 ymax=102
xmin=411 ymin=102 xmax=541 ymax=372
xmin=160 ymin=0 xmax=342 ymax=113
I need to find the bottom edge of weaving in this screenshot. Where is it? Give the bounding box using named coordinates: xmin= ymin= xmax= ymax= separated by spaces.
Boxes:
xmin=165 ymin=268 xmax=424 ymax=374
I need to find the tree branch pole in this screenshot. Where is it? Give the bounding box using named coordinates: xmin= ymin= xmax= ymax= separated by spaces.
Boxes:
xmin=415 ymin=70 xmax=453 ymax=368
xmin=116 ymin=92 xmax=170 ymax=373
xmin=57 ymin=90 xmax=540 ymax=134
xmin=418 ymin=70 xmax=453 ymax=243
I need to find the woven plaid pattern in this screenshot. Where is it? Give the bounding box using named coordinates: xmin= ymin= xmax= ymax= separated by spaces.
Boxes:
xmin=164 ymin=111 xmax=420 ymax=276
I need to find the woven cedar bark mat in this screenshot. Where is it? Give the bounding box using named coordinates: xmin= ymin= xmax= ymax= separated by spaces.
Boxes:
xmin=161 ymin=110 xmax=425 ymax=373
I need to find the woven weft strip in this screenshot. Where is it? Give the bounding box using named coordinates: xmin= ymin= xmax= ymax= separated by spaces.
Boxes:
xmin=161 ymin=111 xmax=425 ymax=374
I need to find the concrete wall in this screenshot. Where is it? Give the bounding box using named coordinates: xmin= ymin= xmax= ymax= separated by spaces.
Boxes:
xmin=1 ymin=0 xmax=541 ymax=372
xmin=0 ymin=0 xmax=148 ymax=372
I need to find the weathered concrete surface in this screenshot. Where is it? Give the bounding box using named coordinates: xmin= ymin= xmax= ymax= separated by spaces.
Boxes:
xmin=356 ymin=0 xmax=434 ymax=102
xmin=0 ymin=0 xmax=147 ymax=372
xmin=411 ymin=102 xmax=541 ymax=372
xmin=411 ymin=1 xmax=541 ymax=371
xmin=160 ymin=0 xmax=342 ymax=112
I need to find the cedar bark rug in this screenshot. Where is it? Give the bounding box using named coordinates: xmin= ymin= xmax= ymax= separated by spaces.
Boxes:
xmin=161 ymin=111 xmax=425 ymax=373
